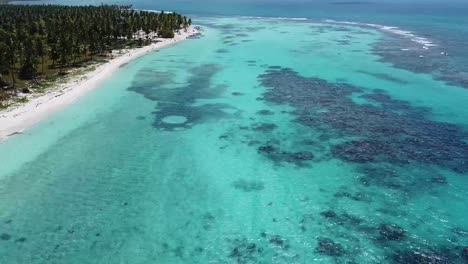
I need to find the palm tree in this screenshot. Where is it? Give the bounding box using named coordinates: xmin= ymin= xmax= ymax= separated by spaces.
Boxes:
xmin=0 ymin=4 xmax=191 ymax=99
xmin=35 ymin=36 xmax=46 ymax=74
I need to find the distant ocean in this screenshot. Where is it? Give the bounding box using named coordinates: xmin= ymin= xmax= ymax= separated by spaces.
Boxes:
xmin=14 ymin=0 xmax=468 ymax=88
xmin=2 ymin=0 xmax=468 ymax=263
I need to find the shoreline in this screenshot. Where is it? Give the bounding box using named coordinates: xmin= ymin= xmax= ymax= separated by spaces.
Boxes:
xmin=0 ymin=26 xmax=200 ymax=142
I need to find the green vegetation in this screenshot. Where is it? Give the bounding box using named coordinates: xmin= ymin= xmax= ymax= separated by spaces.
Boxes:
xmin=0 ymin=4 xmax=191 ymax=105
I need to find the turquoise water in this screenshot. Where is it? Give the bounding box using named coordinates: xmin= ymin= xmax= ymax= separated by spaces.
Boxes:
xmin=1 ymin=4 xmax=468 ymax=264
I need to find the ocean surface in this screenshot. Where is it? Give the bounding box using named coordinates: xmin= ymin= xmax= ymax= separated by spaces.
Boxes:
xmin=1 ymin=1 xmax=468 ymax=263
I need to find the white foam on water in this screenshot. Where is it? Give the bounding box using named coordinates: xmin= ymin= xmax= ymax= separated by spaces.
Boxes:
xmin=240 ymin=16 xmax=308 ymax=21
xmin=236 ymin=16 xmax=438 ymax=50
xmin=323 ymin=19 xmax=438 ymax=50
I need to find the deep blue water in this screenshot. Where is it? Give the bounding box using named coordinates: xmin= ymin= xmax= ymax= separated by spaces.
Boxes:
xmin=16 ymin=0 xmax=468 ymax=87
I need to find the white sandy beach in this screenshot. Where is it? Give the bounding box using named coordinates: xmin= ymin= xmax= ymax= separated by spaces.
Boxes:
xmin=0 ymin=27 xmax=199 ymax=141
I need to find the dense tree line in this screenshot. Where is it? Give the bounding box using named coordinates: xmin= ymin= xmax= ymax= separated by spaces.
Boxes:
xmin=0 ymin=5 xmax=191 ymax=93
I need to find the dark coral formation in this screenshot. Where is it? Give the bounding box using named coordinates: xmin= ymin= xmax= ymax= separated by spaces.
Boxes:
xmin=257 ymin=144 xmax=313 ymax=166
xmin=357 ymin=165 xmax=404 ymax=189
xmin=320 ymin=210 xmax=337 ymax=219
xmin=316 ymin=237 xmax=345 ymax=256
xmin=154 ymin=103 xmax=235 ymax=131
xmin=251 ymin=123 xmax=277 ymax=132
xmin=332 ymin=140 xmax=393 ymax=163
xmin=392 ymin=249 xmax=454 ymax=264
xmin=334 ymin=190 xmax=372 ymax=202
xmin=289 ymin=151 xmax=314 ymax=161
xmin=228 ymin=239 xmax=262 ymax=264
xmin=258 ymin=68 xmax=468 ymax=174
xmin=256 ymin=109 xmax=274 ymax=115
xmin=202 ymin=212 xmax=216 ymax=230
xmin=269 ymin=235 xmax=290 ymax=250
xmin=0 ymin=233 xmax=11 ymax=240
xmin=379 ymin=224 xmax=406 ymax=241
xmin=316 ymin=209 xmax=466 ymax=262
xmin=232 ymin=179 xmax=265 ymax=192
xmin=431 ymin=175 xmax=448 ymax=184
xmin=319 ymin=210 xmax=364 ymax=227
xmin=129 ymin=64 xmax=238 ymax=130
xmin=372 ymin=33 xmax=468 ymax=89
xmin=226 ymin=233 xmax=298 ymax=263
xmin=268 ymin=65 xmax=282 ymax=69
xmin=15 ymin=237 xmax=27 ymax=243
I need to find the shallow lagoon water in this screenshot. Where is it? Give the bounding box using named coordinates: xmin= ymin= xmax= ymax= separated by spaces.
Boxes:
xmin=0 ymin=17 xmax=467 ymax=263
xmin=161 ymin=116 xmax=188 ymax=125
